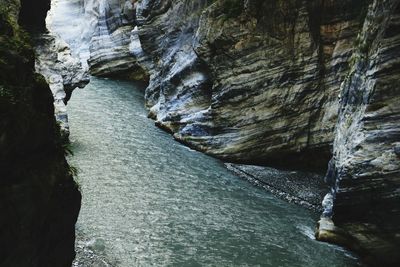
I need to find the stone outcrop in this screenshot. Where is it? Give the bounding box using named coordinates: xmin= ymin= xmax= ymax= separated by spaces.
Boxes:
xmin=316 ymin=1 xmax=400 ymax=266
xmin=135 ymin=0 xmax=367 ymax=172
xmin=34 ymin=33 xmax=89 ymax=138
xmin=33 ymin=0 xmax=90 ymax=139
xmin=48 ymin=0 xmax=147 ymax=80
xmin=0 ymin=0 xmax=81 ymax=266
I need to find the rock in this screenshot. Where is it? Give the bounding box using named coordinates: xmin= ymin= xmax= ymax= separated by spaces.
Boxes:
xmin=134 ymin=0 xmax=400 ymax=264
xmin=47 ymin=0 xmax=147 ymax=80
xmin=53 ymin=0 xmax=400 ymax=265
xmin=135 ymin=0 xmax=365 ymax=172
xmin=225 ymin=163 xmax=327 ymax=211
xmin=315 ymin=217 xmax=355 ymax=249
xmin=318 ymin=1 xmax=400 ymax=266
xmin=46 ymin=0 xmax=89 ymax=67
xmin=34 ymin=33 xmax=90 ymax=138
xmin=394 ymin=146 xmax=400 ymax=157
xmin=0 ymin=0 xmax=81 ymax=266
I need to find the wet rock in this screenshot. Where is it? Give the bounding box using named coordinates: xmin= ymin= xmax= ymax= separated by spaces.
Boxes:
xmin=135 ymin=1 xmax=400 ymax=264
xmin=55 ymin=0 xmax=400 ymax=265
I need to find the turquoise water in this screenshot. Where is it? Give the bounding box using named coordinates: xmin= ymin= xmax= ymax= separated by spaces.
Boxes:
xmin=68 ymin=77 xmax=359 ymax=266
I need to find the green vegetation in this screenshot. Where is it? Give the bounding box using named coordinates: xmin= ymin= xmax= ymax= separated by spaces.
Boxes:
xmin=62 ymin=141 xmax=74 ymax=156
xmin=68 ymin=164 xmax=79 ymax=178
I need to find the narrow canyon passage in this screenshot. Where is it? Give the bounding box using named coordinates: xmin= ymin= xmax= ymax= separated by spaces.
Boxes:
xmin=67 ymin=77 xmax=359 ymax=266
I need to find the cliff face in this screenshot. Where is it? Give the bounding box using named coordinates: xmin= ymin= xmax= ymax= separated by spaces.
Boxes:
xmin=135 ymin=0 xmax=367 ymax=171
xmin=34 ymin=33 xmax=89 ymax=138
xmin=0 ymin=0 xmax=81 ymax=266
xmin=134 ymin=0 xmax=400 ymax=265
xmin=45 ymin=0 xmax=399 ymax=265
xmin=32 ymin=0 xmax=90 ymax=138
xmin=317 ymin=1 xmax=400 ymax=265
xmin=47 ymin=0 xmax=146 ymax=80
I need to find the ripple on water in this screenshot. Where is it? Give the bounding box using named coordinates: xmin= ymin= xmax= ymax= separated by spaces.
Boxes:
xmin=68 ymin=77 xmax=360 ymax=267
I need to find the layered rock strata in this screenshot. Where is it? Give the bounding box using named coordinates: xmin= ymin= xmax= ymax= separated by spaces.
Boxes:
xmin=43 ymin=0 xmax=399 ymax=265
xmin=132 ymin=0 xmax=399 ymax=265
xmin=316 ymin=1 xmax=400 ymax=266
xmin=0 ymin=0 xmax=81 ymax=266
xmin=47 ymin=0 xmax=146 ymax=80
xmin=135 ymin=0 xmax=367 ymax=172
xmin=33 ymin=0 xmax=90 ymax=138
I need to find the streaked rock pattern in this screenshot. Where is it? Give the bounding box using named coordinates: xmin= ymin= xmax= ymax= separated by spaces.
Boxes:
xmin=136 ymin=0 xmax=365 ymax=171
xmin=45 ymin=0 xmax=399 ymax=264
xmin=134 ymin=0 xmax=400 ymax=264
xmin=48 ymin=0 xmax=145 ymax=79
xmin=317 ymin=1 xmax=400 ymax=266
xmin=46 ymin=0 xmax=89 ymax=67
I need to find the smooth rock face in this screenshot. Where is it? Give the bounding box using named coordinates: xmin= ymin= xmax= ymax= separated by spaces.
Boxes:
xmin=316 ymin=1 xmax=400 ymax=265
xmin=0 ymin=0 xmax=81 ymax=266
xmin=135 ymin=0 xmax=366 ymax=171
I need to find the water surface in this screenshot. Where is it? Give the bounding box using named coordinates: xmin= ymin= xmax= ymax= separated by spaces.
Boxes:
xmin=68 ymin=77 xmax=359 ymax=266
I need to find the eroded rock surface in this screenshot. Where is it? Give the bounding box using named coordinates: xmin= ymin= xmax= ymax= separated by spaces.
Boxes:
xmin=135 ymin=0 xmax=367 ymax=172
xmin=317 ymin=1 xmax=400 ymax=266
xmin=34 ymin=33 xmax=89 ymax=138
xmin=48 ymin=0 xmax=146 ymax=79
xmin=41 ymin=0 xmax=399 ymax=265
xmin=133 ymin=0 xmax=399 ymax=264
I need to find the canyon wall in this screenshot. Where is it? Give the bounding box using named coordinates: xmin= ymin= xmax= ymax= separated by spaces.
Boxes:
xmin=47 ymin=0 xmax=399 ymax=265
xmin=0 ymin=0 xmax=81 ymax=266
xmin=34 ymin=33 xmax=89 ymax=138
xmin=317 ymin=1 xmax=400 ymax=265
xmin=135 ymin=0 xmax=370 ymax=172
xmin=124 ymin=0 xmax=400 ymax=265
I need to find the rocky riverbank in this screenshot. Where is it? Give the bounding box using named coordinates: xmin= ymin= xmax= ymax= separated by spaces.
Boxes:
xmin=226 ymin=164 xmax=327 ymax=211
xmin=73 ymin=230 xmax=114 ymax=267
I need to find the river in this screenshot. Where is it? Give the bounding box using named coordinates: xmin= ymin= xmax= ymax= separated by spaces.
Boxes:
xmin=68 ymin=77 xmax=359 ymax=266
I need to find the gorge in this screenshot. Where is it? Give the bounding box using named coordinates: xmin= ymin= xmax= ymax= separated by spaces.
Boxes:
xmin=68 ymin=77 xmax=358 ymax=266
xmin=0 ymin=0 xmax=399 ymax=266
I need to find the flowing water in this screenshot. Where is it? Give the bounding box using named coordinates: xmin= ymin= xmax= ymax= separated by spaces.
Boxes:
xmin=68 ymin=77 xmax=359 ymax=267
